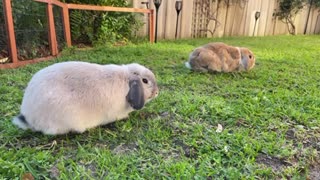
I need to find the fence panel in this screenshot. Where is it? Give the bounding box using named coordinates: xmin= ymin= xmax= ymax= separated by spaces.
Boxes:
xmin=53 ymin=5 xmax=66 ymax=51
xmin=309 ymin=8 xmax=320 ymax=34
xmin=11 ymin=0 xmax=51 ymax=60
xmin=230 ymin=1 xmax=248 ymax=36
xmin=315 ymin=14 xmax=320 ymax=34
xmin=224 ymin=2 xmax=238 ymax=37
xmin=164 ymin=0 xmax=176 ymax=39
xmin=0 ymin=0 xmax=9 ymax=64
xmin=179 ymin=0 xmax=193 ymax=38
xmin=133 ymin=0 xmax=320 ymax=39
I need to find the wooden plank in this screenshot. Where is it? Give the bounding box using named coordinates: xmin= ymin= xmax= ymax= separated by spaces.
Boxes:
xmin=295 ymin=6 xmax=308 ymax=34
xmin=199 ymin=1 xmax=205 ymax=37
xmin=67 ymin=3 xmax=151 ymax=13
xmin=156 ymin=0 xmax=166 ymax=39
xmin=164 ymin=0 xmax=176 ymax=39
xmin=230 ymin=1 xmax=247 ymax=36
xmin=3 ymin=0 xmax=18 ymax=63
xmin=35 ymin=0 xmax=72 ymax=8
xmin=243 ymin=0 xmax=253 ymax=36
xmin=314 ymin=14 xmax=320 ymax=34
xmin=180 ymin=0 xmax=193 ymax=38
xmin=264 ymin=0 xmax=276 ymax=36
xmin=62 ymin=5 xmax=72 ymax=47
xmin=206 ymin=0 xmax=217 ymax=38
xmin=246 ymin=0 xmax=261 ymax=36
xmin=274 ymin=16 xmax=289 ymax=35
xmin=0 ymin=55 xmax=57 ymax=69
xmin=47 ymin=1 xmax=58 ymax=55
xmin=149 ymin=9 xmax=154 ymax=43
xmin=224 ymin=3 xmax=237 ymax=36
xmin=257 ymin=0 xmax=269 ymax=36
xmin=308 ymin=8 xmax=319 ymax=34
xmin=191 ymin=0 xmax=197 ymax=37
xmin=215 ymin=1 xmax=227 ymax=37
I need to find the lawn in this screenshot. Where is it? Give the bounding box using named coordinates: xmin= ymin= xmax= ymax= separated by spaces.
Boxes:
xmin=0 ymin=35 xmax=319 ymax=179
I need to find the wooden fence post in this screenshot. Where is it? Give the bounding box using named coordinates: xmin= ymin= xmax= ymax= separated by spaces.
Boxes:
xmin=3 ymin=0 xmax=18 ymax=63
xmin=47 ymin=0 xmax=58 ymax=55
xmin=149 ymin=9 xmax=154 ymax=43
xmin=62 ymin=4 xmax=71 ymax=47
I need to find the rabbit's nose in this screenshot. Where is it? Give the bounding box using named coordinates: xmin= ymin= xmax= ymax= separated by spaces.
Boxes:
xmin=153 ymin=88 xmax=159 ymax=97
xmin=154 ymin=91 xmax=159 ymax=97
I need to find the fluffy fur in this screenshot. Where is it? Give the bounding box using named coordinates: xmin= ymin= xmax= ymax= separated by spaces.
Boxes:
xmin=12 ymin=61 xmax=159 ymax=135
xmin=185 ymin=42 xmax=255 ymax=73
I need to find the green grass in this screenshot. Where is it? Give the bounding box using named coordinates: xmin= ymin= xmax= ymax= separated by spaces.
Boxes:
xmin=1 ymin=35 xmax=320 ymax=179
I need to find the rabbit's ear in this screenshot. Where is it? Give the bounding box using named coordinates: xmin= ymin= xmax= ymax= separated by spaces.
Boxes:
xmin=126 ymin=79 xmax=145 ymax=110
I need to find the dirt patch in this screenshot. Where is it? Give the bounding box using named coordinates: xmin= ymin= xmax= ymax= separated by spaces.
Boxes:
xmin=173 ymin=139 xmax=197 ymax=159
xmin=112 ymin=142 xmax=138 ymax=155
xmin=285 ymin=128 xmax=295 ymax=141
xmin=285 ymin=128 xmax=320 ymax=150
xmin=309 ymin=164 xmax=320 ymax=180
xmin=256 ymin=153 xmax=291 ymax=172
xmin=49 ymin=165 xmax=60 ymax=179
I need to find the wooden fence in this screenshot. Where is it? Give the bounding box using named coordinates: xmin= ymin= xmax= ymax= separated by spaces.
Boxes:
xmin=133 ymin=0 xmax=320 ymax=39
xmin=1 ymin=0 xmax=320 ymax=69
xmin=0 ymin=0 xmax=154 ymax=69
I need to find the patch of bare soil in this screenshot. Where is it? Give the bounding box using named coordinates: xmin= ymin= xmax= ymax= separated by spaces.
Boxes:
xmin=308 ymin=164 xmax=320 ymax=180
xmin=173 ymin=139 xmax=197 ymax=159
xmin=49 ymin=165 xmax=60 ymax=179
xmin=284 ymin=127 xmax=320 ymax=179
xmin=256 ymin=153 xmax=291 ymax=172
xmin=285 ymin=128 xmax=320 ymax=150
xmin=112 ymin=142 xmax=138 ymax=155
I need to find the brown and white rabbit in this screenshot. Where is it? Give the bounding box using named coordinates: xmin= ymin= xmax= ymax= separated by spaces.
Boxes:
xmin=12 ymin=61 xmax=159 ymax=135
xmin=185 ymin=42 xmax=255 ymax=73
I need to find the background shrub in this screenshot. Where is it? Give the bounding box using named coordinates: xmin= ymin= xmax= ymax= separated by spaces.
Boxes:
xmin=62 ymin=0 xmax=144 ymax=45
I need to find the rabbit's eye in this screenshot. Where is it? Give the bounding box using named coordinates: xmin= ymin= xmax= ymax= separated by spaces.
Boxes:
xmin=249 ymin=55 xmax=252 ymax=59
xmin=142 ymin=78 xmax=148 ymax=84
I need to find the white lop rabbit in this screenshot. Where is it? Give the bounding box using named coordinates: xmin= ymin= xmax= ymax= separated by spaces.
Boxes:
xmin=185 ymin=42 xmax=255 ymax=73
xmin=13 ymin=61 xmax=159 ymax=135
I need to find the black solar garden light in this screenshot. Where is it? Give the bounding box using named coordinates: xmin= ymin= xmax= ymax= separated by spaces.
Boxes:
xmin=175 ymin=0 xmax=183 ymax=39
xmin=154 ymin=0 xmax=162 ymax=43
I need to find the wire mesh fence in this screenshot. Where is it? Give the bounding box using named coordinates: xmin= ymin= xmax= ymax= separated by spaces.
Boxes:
xmin=0 ymin=0 xmax=153 ymax=69
xmin=11 ymin=0 xmax=65 ymax=61
xmin=53 ymin=5 xmax=66 ymax=51
xmin=11 ymin=0 xmax=50 ymax=60
xmin=0 ymin=0 xmax=9 ymax=64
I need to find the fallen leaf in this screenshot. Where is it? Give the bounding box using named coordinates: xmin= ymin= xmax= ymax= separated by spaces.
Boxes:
xmin=216 ymin=124 xmax=223 ymax=133
xmin=224 ymin=146 xmax=229 ymax=152
xmin=0 ymin=57 xmax=8 ymax=63
xmin=22 ymin=173 xmax=34 ymax=180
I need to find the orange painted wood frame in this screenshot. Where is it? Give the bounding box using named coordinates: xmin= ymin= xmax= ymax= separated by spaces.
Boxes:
xmin=0 ymin=56 xmax=59 ymax=69
xmin=62 ymin=5 xmax=71 ymax=47
xmin=3 ymin=0 xmax=18 ymax=63
xmin=149 ymin=9 xmax=155 ymax=44
xmin=0 ymin=0 xmax=154 ymax=69
xmin=47 ymin=0 xmax=58 ymax=56
xmin=34 ymin=0 xmax=72 ymax=46
xmin=67 ymin=3 xmax=151 ymax=13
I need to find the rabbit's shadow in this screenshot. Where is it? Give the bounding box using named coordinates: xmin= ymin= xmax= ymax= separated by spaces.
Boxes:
xmin=10 ymin=123 xmax=120 ymax=150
